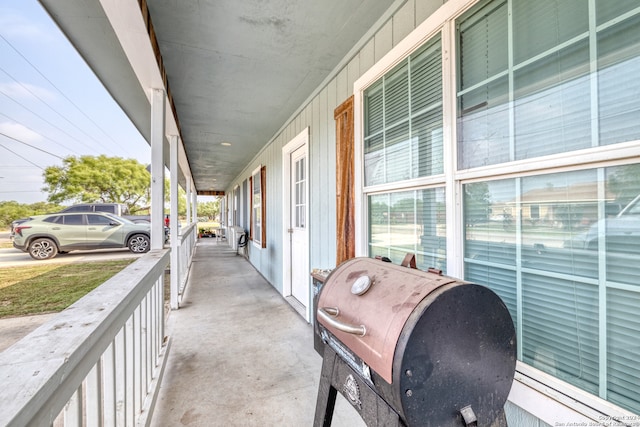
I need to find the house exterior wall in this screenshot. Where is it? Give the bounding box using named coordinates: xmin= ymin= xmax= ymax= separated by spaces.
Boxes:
xmin=225 ymin=0 xmax=640 ymax=424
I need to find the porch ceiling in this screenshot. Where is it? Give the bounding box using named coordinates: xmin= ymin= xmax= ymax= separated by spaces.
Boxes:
xmin=37 ymin=0 xmax=399 ymax=193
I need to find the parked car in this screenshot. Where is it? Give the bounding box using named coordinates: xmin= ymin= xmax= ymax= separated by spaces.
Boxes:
xmin=9 ymin=203 xmax=150 ymax=241
xmin=12 ymin=212 xmax=151 ymax=260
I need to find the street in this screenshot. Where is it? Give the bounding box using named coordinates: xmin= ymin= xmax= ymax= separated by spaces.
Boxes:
xmin=0 ymin=231 xmax=143 ymax=268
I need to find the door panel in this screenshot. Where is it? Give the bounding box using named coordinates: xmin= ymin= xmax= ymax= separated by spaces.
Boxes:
xmin=86 ymin=214 xmax=124 ymax=248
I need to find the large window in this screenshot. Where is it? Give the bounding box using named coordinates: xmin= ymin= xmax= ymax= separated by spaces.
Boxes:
xmin=455 ymin=0 xmax=640 ymax=414
xmin=360 ymin=0 xmax=640 ymax=416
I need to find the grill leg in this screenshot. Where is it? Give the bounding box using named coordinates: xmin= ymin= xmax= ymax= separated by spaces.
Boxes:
xmin=314 ymin=346 xmax=405 ymax=427
xmin=314 ymin=347 xmax=338 ymax=427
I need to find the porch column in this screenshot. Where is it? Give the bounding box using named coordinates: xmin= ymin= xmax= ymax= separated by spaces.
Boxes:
xmin=170 ymin=135 xmax=180 ymax=309
xmin=191 ymin=186 xmax=197 ymax=224
xmin=186 ymin=175 xmax=192 ymax=225
xmin=150 ymin=88 xmax=166 ymax=250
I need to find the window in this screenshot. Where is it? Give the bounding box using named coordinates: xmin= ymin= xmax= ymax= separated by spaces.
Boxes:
xmin=455 ymin=0 xmax=640 ymax=413
xmin=87 ymin=214 xmax=116 ymax=225
xmin=43 ymin=216 xmax=61 ymax=224
xmin=63 ymin=214 xmax=84 ymax=225
xmin=464 ymin=165 xmax=640 ymax=413
xmin=250 ymin=166 xmax=266 ymax=248
xmin=368 ymin=187 xmax=446 ymax=271
xmin=363 ymin=36 xmax=445 ymax=270
xmin=233 ymin=185 xmax=239 ymax=226
xmin=457 ymin=0 xmax=640 ymax=170
xmin=358 ymin=0 xmax=640 ymax=416
xmin=364 ymin=38 xmax=444 ymax=186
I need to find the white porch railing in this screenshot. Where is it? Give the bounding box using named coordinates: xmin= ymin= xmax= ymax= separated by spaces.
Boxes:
xmin=170 ymin=223 xmax=196 ymax=309
xmin=0 ymin=249 xmax=171 ymax=427
xmin=178 ymin=223 xmax=196 ymax=295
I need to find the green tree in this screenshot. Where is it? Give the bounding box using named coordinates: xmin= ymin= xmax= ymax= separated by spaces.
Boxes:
xmin=0 ymin=201 xmax=63 ymax=228
xmin=198 ymin=200 xmax=220 ymax=220
xmin=163 ymin=179 xmax=188 ymax=217
xmin=43 ymin=155 xmax=150 ymax=212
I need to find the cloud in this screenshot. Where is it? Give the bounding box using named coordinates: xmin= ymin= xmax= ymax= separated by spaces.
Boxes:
xmin=0 ymin=121 xmax=43 ymax=144
xmin=0 ymin=9 xmax=52 ymax=43
xmin=0 ymin=81 xmax=55 ymax=102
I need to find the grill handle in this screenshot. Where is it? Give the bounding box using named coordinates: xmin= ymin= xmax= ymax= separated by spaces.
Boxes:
xmin=318 ymin=307 xmax=367 ymax=337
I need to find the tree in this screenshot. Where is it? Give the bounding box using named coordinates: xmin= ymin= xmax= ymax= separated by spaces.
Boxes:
xmin=0 ymin=201 xmax=63 ymax=228
xmin=197 ymin=200 xmax=220 ymax=221
xmin=43 ymin=155 xmax=150 ymax=212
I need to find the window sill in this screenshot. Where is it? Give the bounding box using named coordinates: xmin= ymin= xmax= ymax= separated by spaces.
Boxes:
xmin=509 ymin=362 xmax=638 ymax=425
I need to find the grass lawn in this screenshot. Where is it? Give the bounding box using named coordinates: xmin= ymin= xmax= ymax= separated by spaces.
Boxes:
xmin=0 ymin=259 xmax=136 ymax=318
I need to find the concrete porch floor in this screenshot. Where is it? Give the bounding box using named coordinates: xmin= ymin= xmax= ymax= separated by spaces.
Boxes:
xmin=150 ymin=238 xmax=366 ymax=427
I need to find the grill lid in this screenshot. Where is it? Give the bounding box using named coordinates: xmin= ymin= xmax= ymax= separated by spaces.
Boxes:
xmin=317 ymin=257 xmax=456 ymax=383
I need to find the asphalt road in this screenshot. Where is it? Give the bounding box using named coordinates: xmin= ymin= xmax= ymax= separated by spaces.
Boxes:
xmin=0 ymin=231 xmax=143 ymax=268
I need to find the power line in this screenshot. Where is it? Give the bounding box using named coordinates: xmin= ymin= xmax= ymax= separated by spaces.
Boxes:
xmin=0 ymin=131 xmax=64 ymax=160
xmin=0 ymin=111 xmax=80 ymax=155
xmin=0 ymin=139 xmax=47 ymax=169
xmin=0 ymin=32 xmax=138 ymax=158
xmin=0 ymin=85 xmax=97 ymax=153
xmin=0 ymin=65 xmax=114 ymax=154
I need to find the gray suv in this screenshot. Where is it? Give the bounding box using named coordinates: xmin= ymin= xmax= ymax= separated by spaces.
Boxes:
xmin=12 ymin=212 xmax=151 ymax=260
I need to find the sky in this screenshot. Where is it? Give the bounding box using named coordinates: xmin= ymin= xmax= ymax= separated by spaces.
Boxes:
xmin=0 ymin=0 xmax=151 ymax=204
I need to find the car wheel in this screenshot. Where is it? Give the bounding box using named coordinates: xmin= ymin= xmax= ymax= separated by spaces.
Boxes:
xmin=28 ymin=238 xmax=58 ymax=260
xmin=128 ymin=234 xmax=150 ymax=253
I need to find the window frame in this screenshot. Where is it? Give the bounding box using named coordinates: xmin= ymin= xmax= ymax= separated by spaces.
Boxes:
xmin=250 ymin=165 xmax=266 ymax=248
xmin=353 ymin=0 xmax=640 ymax=421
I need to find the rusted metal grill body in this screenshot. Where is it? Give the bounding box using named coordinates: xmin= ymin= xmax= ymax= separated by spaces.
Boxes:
xmin=314 ymin=257 xmax=516 ymax=427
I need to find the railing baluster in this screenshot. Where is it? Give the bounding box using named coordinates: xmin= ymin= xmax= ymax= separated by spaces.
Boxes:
xmin=125 ymin=316 xmax=134 ymax=426
xmin=86 ymin=361 xmax=103 ymax=426
xmin=115 ymin=327 xmax=126 ymax=427
xmin=142 ymin=294 xmax=149 ymax=394
xmin=103 ymin=342 xmax=117 ymax=427
xmin=134 ymin=306 xmax=142 ymax=417
xmin=63 ymin=386 xmax=82 ymax=427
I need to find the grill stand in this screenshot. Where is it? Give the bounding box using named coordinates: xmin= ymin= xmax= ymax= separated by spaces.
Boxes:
xmin=313 ymin=346 xmax=404 ymax=427
xmin=314 ymin=346 xmax=510 ymax=427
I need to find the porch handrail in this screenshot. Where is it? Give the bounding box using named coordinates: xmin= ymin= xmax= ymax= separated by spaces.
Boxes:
xmin=0 ymin=249 xmax=171 ymax=426
xmin=179 ymin=222 xmax=196 ymax=293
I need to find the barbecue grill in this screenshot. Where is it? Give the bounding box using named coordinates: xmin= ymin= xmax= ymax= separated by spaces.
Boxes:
xmin=313 ymin=257 xmax=516 ymax=427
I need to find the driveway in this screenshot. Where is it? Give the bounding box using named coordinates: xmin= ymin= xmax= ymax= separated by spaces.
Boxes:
xmin=0 ymin=247 xmax=143 ymax=268
xmin=0 ymin=231 xmax=144 ymax=268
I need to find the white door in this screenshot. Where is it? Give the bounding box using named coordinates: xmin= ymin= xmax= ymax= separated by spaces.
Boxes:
xmin=289 ymin=145 xmax=309 ymax=308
